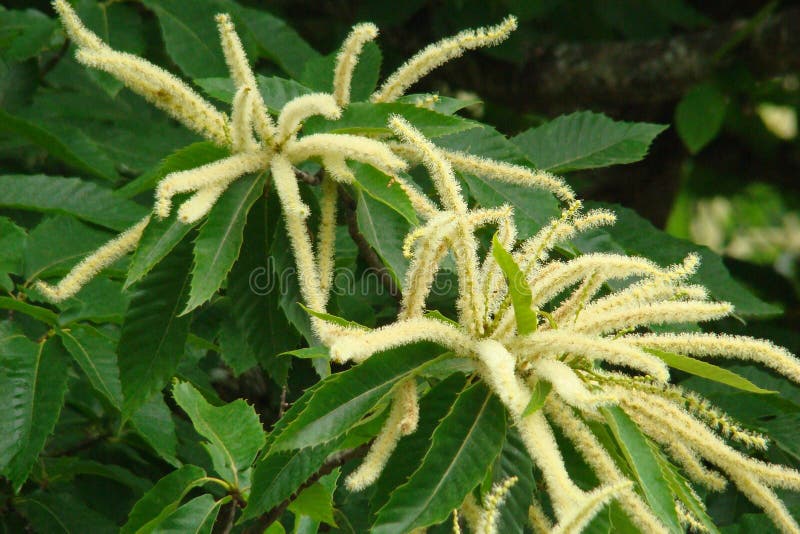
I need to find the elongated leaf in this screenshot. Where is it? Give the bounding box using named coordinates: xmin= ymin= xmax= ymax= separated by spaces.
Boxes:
xmin=41 ymin=456 xmax=150 ymax=494
xmin=141 ymin=0 xmax=227 ymax=79
xmin=23 ymin=215 xmax=112 ymax=280
xmin=151 ymin=494 xmax=223 ymax=534
xmin=58 ymin=277 xmax=130 ymax=325
xmin=300 ymin=303 xmax=370 ymax=330
xmin=492 ymin=234 xmax=537 ymax=335
xmin=0 ymin=175 xmax=147 ymax=231
xmin=352 ymin=163 xmax=418 ymax=225
xmin=288 ymin=470 xmax=339 ymax=527
xmin=282 ymin=346 xmax=330 ymax=360
xmin=522 ymin=379 xmax=552 ymax=417
xmin=601 ymin=406 xmax=682 ymax=534
xmin=271 ymin=343 xmax=441 ymax=451
xmin=17 ymin=490 xmax=118 ymax=534
xmin=0 ymin=217 xmax=25 ymax=290
xmin=129 ymin=393 xmax=180 ymax=467
xmin=372 ymin=381 xmax=507 ymax=533
xmin=0 ymin=7 xmax=59 ymax=61
xmin=118 ymin=142 xmax=229 ymax=199
xmin=1 ymin=336 xmax=70 ymax=492
xmin=489 ymin=429 xmax=536 ymax=533
xmin=512 ymin=111 xmax=667 ymax=173
xmin=304 ymin=102 xmax=477 ymax=138
xmin=172 ymin=381 xmax=266 ymax=486
xmin=356 ymin=189 xmax=410 ymax=285
xmin=657 ymin=451 xmax=721 ymax=534
xmin=0 ymin=296 xmax=58 ymax=325
xmin=243 ymin=444 xmax=336 ymax=522
xmin=371 ymin=373 xmax=467 ymax=516
xmin=119 ymin=239 xmax=192 ymax=420
xmin=195 ymin=74 xmax=313 ymax=112
xmin=645 ymin=348 xmax=776 ymax=394
xmin=588 ymin=202 xmax=779 ymax=317
xmin=217 ymin=314 xmax=258 ymax=376
xmin=59 ymin=324 xmax=123 ymax=409
xmin=126 ymin=214 xmax=195 ymax=289
xmin=0 ymin=109 xmax=118 ymax=181
xmin=240 ymin=6 xmax=321 ymax=80
xmin=184 ymin=172 xmax=265 ymax=313
xmin=121 ymin=465 xmax=207 ymax=534
xmin=228 ymin=197 xmax=296 ymax=384
xmin=676 ymin=83 xmax=727 ymax=154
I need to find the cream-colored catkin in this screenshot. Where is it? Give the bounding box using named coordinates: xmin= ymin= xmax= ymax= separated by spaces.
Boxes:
xmin=230 ymin=86 xmax=257 ymax=152
xmin=371 ymin=16 xmax=518 ymax=103
xmin=333 ymin=23 xmax=379 ymax=107
xmin=286 ymin=133 xmax=408 ymax=175
xmin=316 ymin=177 xmax=339 ymax=305
xmin=215 ymin=13 xmax=276 ymax=144
xmin=551 ymin=481 xmax=633 ymax=534
xmin=474 ymin=339 xmax=584 ymax=519
xmin=276 ymin=94 xmax=341 ymax=144
xmin=343 ymin=379 xmax=419 ymax=491
xmin=177 ymin=184 xmax=227 ymax=224
xmin=73 ymin=49 xmax=229 ymax=146
xmin=35 ymin=216 xmax=150 ymax=302
xmin=155 ymin=152 xmax=268 ymax=218
xmin=544 ymin=398 xmax=669 ymax=534
xmin=269 ymin=155 xmax=325 ymax=312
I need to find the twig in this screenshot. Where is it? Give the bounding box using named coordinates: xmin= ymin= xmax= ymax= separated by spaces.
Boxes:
xmin=40 ymin=38 xmax=70 ymax=80
xmin=244 ymin=443 xmax=371 ymax=532
xmin=294 ymin=167 xmax=322 ymax=186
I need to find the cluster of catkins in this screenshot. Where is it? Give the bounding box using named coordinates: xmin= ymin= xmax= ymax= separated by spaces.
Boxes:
xmin=44 ymin=2 xmax=800 ymax=532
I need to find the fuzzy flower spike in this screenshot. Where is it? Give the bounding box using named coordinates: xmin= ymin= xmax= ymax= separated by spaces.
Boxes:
xmin=328 ymin=123 xmax=800 ymax=532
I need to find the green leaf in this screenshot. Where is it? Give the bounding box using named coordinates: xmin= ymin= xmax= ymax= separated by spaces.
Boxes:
xmin=243 ymin=444 xmax=336 ymax=522
xmin=217 ymin=315 xmax=258 ymax=376
xmin=356 ymin=188 xmax=410 ymax=286
xmin=512 ymin=111 xmax=667 ymax=173
xmin=288 ymin=470 xmax=339 ymax=527
xmin=397 ymin=94 xmax=482 ymax=115
xmin=17 ymin=490 xmax=118 ymax=534
xmin=0 ymin=109 xmax=118 ymax=181
xmin=129 ymin=393 xmax=180 ymax=467
xmin=118 ymin=142 xmax=229 ymax=199
xmin=172 ymin=381 xmax=266 ymax=486
xmin=304 ymin=102 xmax=477 ymax=138
xmin=492 ymin=234 xmax=537 ymax=335
xmin=0 ymin=174 xmax=146 ymax=231
xmin=126 ymin=214 xmax=196 ymax=289
xmin=587 ymin=202 xmax=779 ymax=318
xmin=0 ymin=7 xmax=59 ymax=61
xmin=0 ymin=336 xmax=70 ymax=492
xmin=121 ymin=464 xmax=207 ymax=534
xmin=372 ymin=381 xmax=507 ymax=533
xmin=120 ymin=465 xmax=206 ymax=534
xmin=23 ymin=215 xmax=112 ymax=281
xmin=0 ymin=217 xmax=25 ymax=290
xmin=299 ymin=303 xmax=370 ymax=330
xmin=0 ymin=296 xmax=58 ymax=325
xmin=59 ymin=324 xmax=123 ymax=409
xmin=282 ymin=346 xmax=330 ymax=360
xmin=240 ymin=6 xmax=321 ymax=80
xmin=119 ymin=239 xmax=192 ymax=420
xmin=57 ymin=277 xmax=130 ymax=325
xmin=271 ymin=343 xmax=441 ymax=452
xmin=657 ymin=452 xmax=721 ymax=534
xmin=184 ymin=172 xmax=265 ymax=314
xmin=195 ymin=74 xmax=313 ymax=112
xmin=151 ymin=494 xmax=223 ymax=534
xmin=601 ymin=406 xmax=683 ymax=534
xmin=371 ymin=373 xmax=467 ymax=516
xmin=141 ymin=0 xmax=227 ymax=79
xmin=41 ymin=457 xmax=150 ymax=494
xmin=352 ymin=163 xmax=419 ymax=225
xmin=644 ymin=347 xmax=776 ymax=394
xmin=489 ymin=429 xmax=536 ymax=533
xmin=522 ymin=380 xmax=552 ymax=417
xmin=228 ymin=197 xmax=297 ymax=384
xmin=675 ymin=83 xmax=727 ymax=154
